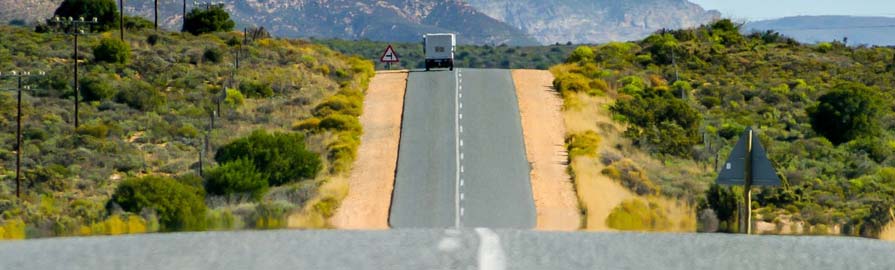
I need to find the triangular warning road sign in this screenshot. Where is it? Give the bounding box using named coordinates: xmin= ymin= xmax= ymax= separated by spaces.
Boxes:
xmin=380 ymin=45 xmax=400 ymax=63
xmin=716 ymin=127 xmax=781 ymax=186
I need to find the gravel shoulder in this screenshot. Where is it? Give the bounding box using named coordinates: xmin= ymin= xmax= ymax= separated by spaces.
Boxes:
xmin=512 ymin=69 xmax=581 ymax=230
xmin=330 ymin=70 xmax=408 ymax=229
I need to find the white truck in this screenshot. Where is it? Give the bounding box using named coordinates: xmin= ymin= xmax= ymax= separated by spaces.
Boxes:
xmin=423 ymin=33 xmax=456 ymax=71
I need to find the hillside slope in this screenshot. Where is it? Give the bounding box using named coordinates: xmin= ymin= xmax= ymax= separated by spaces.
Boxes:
xmin=0 ymin=0 xmax=538 ymax=45
xmin=465 ymin=0 xmax=720 ymax=44
xmin=552 ymin=20 xmax=895 ymax=237
xmin=744 ymin=16 xmax=895 ymax=46
xmin=0 ymin=24 xmax=374 ymax=238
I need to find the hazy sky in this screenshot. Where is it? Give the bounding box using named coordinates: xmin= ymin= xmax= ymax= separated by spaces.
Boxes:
xmin=689 ymin=0 xmax=895 ymax=21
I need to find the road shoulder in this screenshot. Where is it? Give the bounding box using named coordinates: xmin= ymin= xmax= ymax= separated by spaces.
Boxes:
xmin=330 ymin=70 xmax=408 ymax=229
xmin=511 ymin=69 xmax=581 ymax=230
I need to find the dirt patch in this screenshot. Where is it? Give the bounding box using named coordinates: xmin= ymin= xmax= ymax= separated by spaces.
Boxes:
xmin=512 ymin=70 xmax=581 ymax=230
xmin=329 ymin=70 xmax=408 ymax=229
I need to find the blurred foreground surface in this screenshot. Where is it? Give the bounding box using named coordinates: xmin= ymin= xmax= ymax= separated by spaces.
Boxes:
xmin=0 ymin=229 xmax=893 ymax=270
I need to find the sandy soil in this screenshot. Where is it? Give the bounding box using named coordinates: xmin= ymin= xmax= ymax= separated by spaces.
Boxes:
xmin=512 ymin=70 xmax=581 ymax=230
xmin=881 ymin=222 xmax=895 ymax=241
xmin=329 ymin=70 xmax=408 ymax=229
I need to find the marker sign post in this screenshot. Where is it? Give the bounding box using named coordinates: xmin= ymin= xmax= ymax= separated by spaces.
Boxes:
xmin=716 ymin=127 xmax=780 ymax=234
xmin=380 ymin=44 xmax=400 ymax=70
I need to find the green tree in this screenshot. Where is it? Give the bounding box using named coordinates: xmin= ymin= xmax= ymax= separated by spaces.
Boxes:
xmin=215 ymin=130 xmax=322 ymax=186
xmin=699 ymin=184 xmax=738 ymax=232
xmin=808 ymin=83 xmax=885 ymax=145
xmin=205 ymin=158 xmax=268 ymax=201
xmin=182 ymin=7 xmax=235 ymax=35
xmin=53 ymin=0 xmax=118 ymax=31
xmin=642 ymin=33 xmax=679 ymax=64
xmin=93 ymin=37 xmax=130 ymax=64
xmin=110 ymin=175 xmax=207 ymax=231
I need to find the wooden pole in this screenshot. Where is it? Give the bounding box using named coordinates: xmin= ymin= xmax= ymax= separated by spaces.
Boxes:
xmin=74 ymin=33 xmax=80 ymax=129
xmin=119 ymin=0 xmax=124 ymax=40
xmin=154 ymin=0 xmax=158 ymax=30
xmin=743 ymin=129 xmax=753 ymax=234
xmin=15 ymin=76 xmax=22 ymax=198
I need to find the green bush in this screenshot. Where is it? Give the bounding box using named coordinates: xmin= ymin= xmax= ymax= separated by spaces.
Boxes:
xmin=93 ymin=38 xmax=130 ymax=64
xmin=610 ymin=92 xmax=701 ymax=156
xmin=567 ymin=46 xmax=595 ymax=63
xmin=110 ymin=175 xmax=207 ymax=231
xmin=205 ymin=158 xmax=268 ymax=201
xmin=202 ymin=47 xmax=223 ymax=64
xmin=606 ymin=199 xmax=671 ymax=231
xmin=553 ymin=73 xmax=591 ymax=94
xmin=318 ymin=113 xmax=362 ymax=133
xmin=238 ymin=80 xmax=274 ymax=98
xmin=215 ymin=130 xmax=322 ymax=186
xmin=809 ymin=83 xmax=885 ymax=145
xmin=79 ymin=76 xmax=116 ymax=101
xmin=77 ymin=122 xmax=110 ymax=138
xmin=698 ymin=184 xmax=738 ymax=232
xmin=329 ymin=132 xmax=361 ymax=172
xmin=182 ymin=6 xmax=235 ymax=35
xmin=313 ymin=94 xmax=362 ymax=117
xmin=567 ymin=131 xmax=601 ymax=159
xmin=53 ymin=0 xmax=118 ymax=31
xmin=603 ymin=159 xmax=659 ymax=196
xmin=116 ymin=80 xmax=165 ymax=111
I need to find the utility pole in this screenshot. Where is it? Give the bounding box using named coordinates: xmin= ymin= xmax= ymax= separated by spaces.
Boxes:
xmin=119 ymin=0 xmax=124 ymax=40
xmin=672 ymin=48 xmax=682 ymax=99
xmin=1 ymin=70 xmax=46 ymax=198
xmin=52 ymin=16 xmax=97 ymax=129
xmin=183 ymin=0 xmax=187 ymax=29
xmin=154 ymin=0 xmax=158 ymax=31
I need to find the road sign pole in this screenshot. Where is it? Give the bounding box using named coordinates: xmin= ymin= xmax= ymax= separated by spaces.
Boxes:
xmin=743 ymin=129 xmax=753 ymax=235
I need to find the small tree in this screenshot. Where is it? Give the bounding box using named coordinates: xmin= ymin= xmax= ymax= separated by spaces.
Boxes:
xmin=110 ymin=175 xmax=207 ymax=231
xmin=182 ymin=6 xmax=235 ymax=35
xmin=809 ymin=83 xmax=885 ymax=145
xmin=205 ymin=158 xmax=268 ymax=201
xmin=93 ymin=37 xmax=130 ymax=64
xmin=53 ymin=0 xmax=118 ymax=31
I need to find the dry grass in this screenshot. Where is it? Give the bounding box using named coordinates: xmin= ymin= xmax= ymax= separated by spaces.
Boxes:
xmin=564 ymin=92 xmax=697 ymax=232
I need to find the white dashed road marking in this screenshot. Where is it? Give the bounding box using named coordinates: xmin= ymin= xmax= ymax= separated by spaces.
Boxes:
xmin=475 ymin=228 xmax=507 ymax=270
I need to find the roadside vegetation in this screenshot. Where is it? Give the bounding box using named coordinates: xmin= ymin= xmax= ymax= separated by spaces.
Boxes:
xmin=0 ymin=0 xmax=373 ymax=239
xmin=317 ymin=39 xmax=577 ymax=70
xmin=554 ymin=19 xmax=895 ymax=238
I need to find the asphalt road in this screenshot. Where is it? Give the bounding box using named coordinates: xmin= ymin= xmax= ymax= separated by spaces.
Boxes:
xmin=389 ymin=68 xmax=536 ymax=229
xmin=1 ymin=229 xmax=893 ymax=270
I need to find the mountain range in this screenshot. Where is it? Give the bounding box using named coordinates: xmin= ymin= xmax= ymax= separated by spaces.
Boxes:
xmin=0 ymin=0 xmax=722 ymax=45
xmin=744 ymin=16 xmax=895 ymax=46
xmin=465 ymin=0 xmax=720 ymax=44
xmin=10 ymin=1 xmax=892 ymax=46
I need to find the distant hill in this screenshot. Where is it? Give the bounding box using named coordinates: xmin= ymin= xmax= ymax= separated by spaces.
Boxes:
xmin=744 ymin=16 xmax=895 ymax=46
xmin=464 ymin=0 xmax=721 ymax=44
xmin=0 ymin=0 xmax=539 ymax=46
